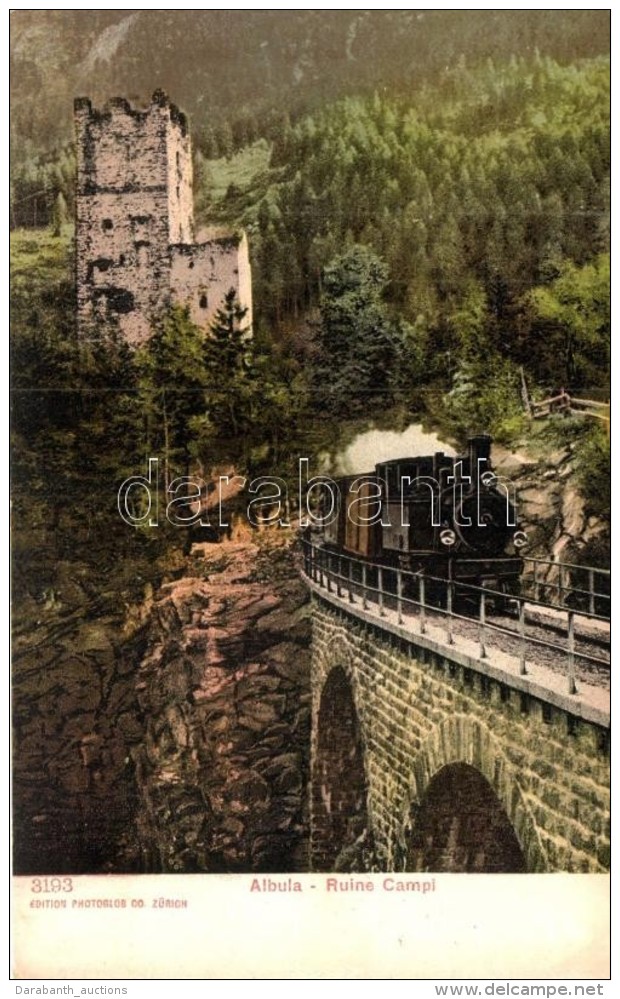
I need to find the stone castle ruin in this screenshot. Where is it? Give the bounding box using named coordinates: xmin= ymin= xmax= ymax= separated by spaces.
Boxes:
xmin=74 ymin=89 xmax=252 ymax=345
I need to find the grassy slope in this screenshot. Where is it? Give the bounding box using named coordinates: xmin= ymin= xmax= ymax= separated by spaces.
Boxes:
xmin=195 ymin=140 xmax=274 ymax=228
xmin=10 ymin=225 xmax=73 ymax=294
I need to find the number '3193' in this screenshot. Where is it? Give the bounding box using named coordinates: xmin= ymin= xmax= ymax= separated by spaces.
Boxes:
xmin=31 ymin=877 xmax=73 ymax=893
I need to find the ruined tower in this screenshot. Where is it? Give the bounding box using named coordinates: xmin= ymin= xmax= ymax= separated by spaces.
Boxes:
xmin=74 ymin=90 xmax=252 ymax=345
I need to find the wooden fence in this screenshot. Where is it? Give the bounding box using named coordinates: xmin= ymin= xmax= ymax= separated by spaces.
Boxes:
xmin=525 ymin=383 xmax=609 ymax=428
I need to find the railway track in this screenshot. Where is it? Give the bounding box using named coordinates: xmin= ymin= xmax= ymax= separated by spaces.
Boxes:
xmin=302 ymin=542 xmax=610 ymax=698
xmin=448 ymin=604 xmax=610 ymax=690
xmin=362 ymin=595 xmax=611 ymax=690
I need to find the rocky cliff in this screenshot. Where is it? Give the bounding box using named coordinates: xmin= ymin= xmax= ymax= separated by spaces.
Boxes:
xmin=128 ymin=534 xmax=311 ymax=872
xmin=12 ymin=530 xmax=311 ymax=874
xmin=495 ymin=441 xmax=606 ymax=565
xmin=12 ymin=557 xmax=148 ymax=873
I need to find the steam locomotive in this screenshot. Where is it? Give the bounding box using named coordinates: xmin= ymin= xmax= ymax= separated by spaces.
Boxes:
xmin=314 ymin=435 xmax=525 ymax=593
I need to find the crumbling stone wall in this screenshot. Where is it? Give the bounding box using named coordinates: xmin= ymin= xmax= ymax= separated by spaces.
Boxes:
xmin=170 ymin=231 xmax=253 ymax=332
xmin=75 ymin=91 xmax=252 ymax=344
xmin=311 ymin=598 xmax=610 ymax=873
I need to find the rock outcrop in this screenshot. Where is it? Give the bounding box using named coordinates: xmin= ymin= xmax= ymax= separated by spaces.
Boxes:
xmin=12 ymin=531 xmax=311 ymax=875
xmin=494 ymin=442 xmax=606 ymax=562
xmin=12 ymin=566 xmax=148 ymax=874
xmin=493 ymin=439 xmax=609 ymax=607
xmin=128 ymin=534 xmax=311 ymax=873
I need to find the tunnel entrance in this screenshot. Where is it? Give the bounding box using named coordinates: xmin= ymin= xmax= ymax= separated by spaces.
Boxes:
xmin=311 ymin=667 xmax=369 ymax=872
xmin=405 ymin=763 xmax=525 ymax=872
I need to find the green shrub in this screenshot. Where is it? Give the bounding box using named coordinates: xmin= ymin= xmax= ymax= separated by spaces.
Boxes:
xmin=576 ymin=425 xmax=610 ymax=519
xmin=447 ymin=355 xmax=527 ymax=444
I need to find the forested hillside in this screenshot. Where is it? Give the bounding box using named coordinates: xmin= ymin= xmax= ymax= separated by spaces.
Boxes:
xmin=10 ymin=9 xmax=609 ymax=225
xmin=10 ymin=11 xmax=609 ymax=150
xmin=244 ymin=57 xmax=610 ymax=395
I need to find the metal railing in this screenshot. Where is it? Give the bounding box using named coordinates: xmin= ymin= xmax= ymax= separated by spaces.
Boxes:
xmin=521 ymin=556 xmax=610 ymax=618
xmin=301 ymin=541 xmax=610 ymax=698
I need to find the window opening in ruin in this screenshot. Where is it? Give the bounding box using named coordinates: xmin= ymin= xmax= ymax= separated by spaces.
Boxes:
xmin=199 ymin=294 xmax=208 ymax=309
xmin=92 ymin=258 xmax=113 ymax=274
xmin=102 ymin=219 xmax=113 ymax=231
xmin=107 ymin=288 xmax=135 ymax=314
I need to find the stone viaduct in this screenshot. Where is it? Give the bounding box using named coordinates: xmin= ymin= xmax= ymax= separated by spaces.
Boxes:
xmin=305 ymin=566 xmax=610 ymax=875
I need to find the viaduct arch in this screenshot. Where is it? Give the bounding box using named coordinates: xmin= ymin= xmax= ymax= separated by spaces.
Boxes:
xmin=310 ymin=595 xmax=610 ymax=874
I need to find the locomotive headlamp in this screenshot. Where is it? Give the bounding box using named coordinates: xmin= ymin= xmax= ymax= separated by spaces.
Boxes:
xmin=513 ymin=531 xmax=528 ymax=549
xmin=440 ymin=528 xmax=456 ymax=546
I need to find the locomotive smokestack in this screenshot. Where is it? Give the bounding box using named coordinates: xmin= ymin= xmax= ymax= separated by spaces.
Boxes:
xmin=432 ymin=451 xmax=445 ymax=479
xmin=468 ymin=435 xmax=492 ymax=471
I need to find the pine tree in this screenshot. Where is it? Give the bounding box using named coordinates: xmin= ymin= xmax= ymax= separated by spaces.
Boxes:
xmin=202 ymin=289 xmax=252 ymax=452
xmin=137 ymin=305 xmax=208 ymax=487
xmin=312 ymin=245 xmax=405 ymax=413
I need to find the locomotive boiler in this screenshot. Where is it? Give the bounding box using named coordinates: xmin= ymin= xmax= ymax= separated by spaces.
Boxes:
xmin=316 ymin=435 xmax=525 ymax=593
